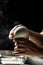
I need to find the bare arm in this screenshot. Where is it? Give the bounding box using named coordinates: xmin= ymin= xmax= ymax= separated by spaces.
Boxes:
xmin=9 ymin=25 xmax=43 ymax=57
xmin=29 ymin=30 xmax=43 ymax=47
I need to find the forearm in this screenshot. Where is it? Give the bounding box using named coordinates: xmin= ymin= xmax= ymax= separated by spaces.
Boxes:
xmin=29 ymin=30 xmax=43 ymax=46
xmin=24 ymin=39 xmax=43 ymax=57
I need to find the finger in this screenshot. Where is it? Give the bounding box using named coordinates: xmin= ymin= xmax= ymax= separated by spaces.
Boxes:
xmin=14 ymin=46 xmax=25 ymax=52
xmin=12 ymin=51 xmax=25 ymax=56
xmin=15 ymin=38 xmax=29 ymax=43
xmin=9 ymin=32 xmax=14 ymax=39
xmin=14 ymin=44 xmax=35 ymax=54
xmin=14 ymin=43 xmax=26 ymax=48
xmin=14 ymin=43 xmax=30 ymax=48
xmin=14 ymin=41 xmax=28 ymax=45
xmin=14 ymin=47 xmax=25 ymax=51
xmin=14 ymin=47 xmax=25 ymax=53
xmin=14 ymin=42 xmax=17 ymax=46
xmin=12 ymin=51 xmax=31 ymax=57
xmin=14 ymin=46 xmax=33 ymax=53
xmin=12 ymin=50 xmax=25 ymax=55
xmin=13 ymin=39 xmax=26 ymax=44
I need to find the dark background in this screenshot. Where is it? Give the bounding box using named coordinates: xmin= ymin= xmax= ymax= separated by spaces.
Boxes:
xmin=0 ymin=0 xmax=43 ymax=50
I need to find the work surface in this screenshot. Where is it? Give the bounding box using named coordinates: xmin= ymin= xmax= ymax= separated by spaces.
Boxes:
xmin=0 ymin=50 xmax=43 ymax=65
xmin=0 ymin=64 xmax=26 ymax=65
xmin=0 ymin=50 xmax=13 ymax=56
xmin=0 ymin=50 xmax=29 ymax=64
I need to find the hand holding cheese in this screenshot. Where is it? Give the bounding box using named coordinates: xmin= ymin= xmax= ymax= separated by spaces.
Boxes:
xmin=9 ymin=24 xmax=43 ymax=57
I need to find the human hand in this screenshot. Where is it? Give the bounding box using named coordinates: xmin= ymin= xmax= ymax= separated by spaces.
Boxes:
xmin=12 ymin=38 xmax=32 ymax=56
xmin=8 ymin=25 xmax=31 ymax=57
xmin=12 ymin=38 xmax=41 ymax=57
xmin=9 ymin=24 xmax=43 ymax=57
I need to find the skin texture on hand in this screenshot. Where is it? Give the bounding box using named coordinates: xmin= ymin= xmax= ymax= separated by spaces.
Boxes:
xmin=12 ymin=38 xmax=43 ymax=57
xmin=9 ymin=25 xmax=43 ymax=57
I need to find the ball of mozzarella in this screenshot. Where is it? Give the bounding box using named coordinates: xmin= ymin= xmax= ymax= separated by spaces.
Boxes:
xmin=9 ymin=24 xmax=29 ymax=39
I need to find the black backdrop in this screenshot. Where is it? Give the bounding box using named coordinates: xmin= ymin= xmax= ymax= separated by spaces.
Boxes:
xmin=0 ymin=0 xmax=43 ymax=50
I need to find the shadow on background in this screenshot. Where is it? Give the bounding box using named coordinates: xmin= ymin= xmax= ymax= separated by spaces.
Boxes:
xmin=0 ymin=0 xmax=43 ymax=50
